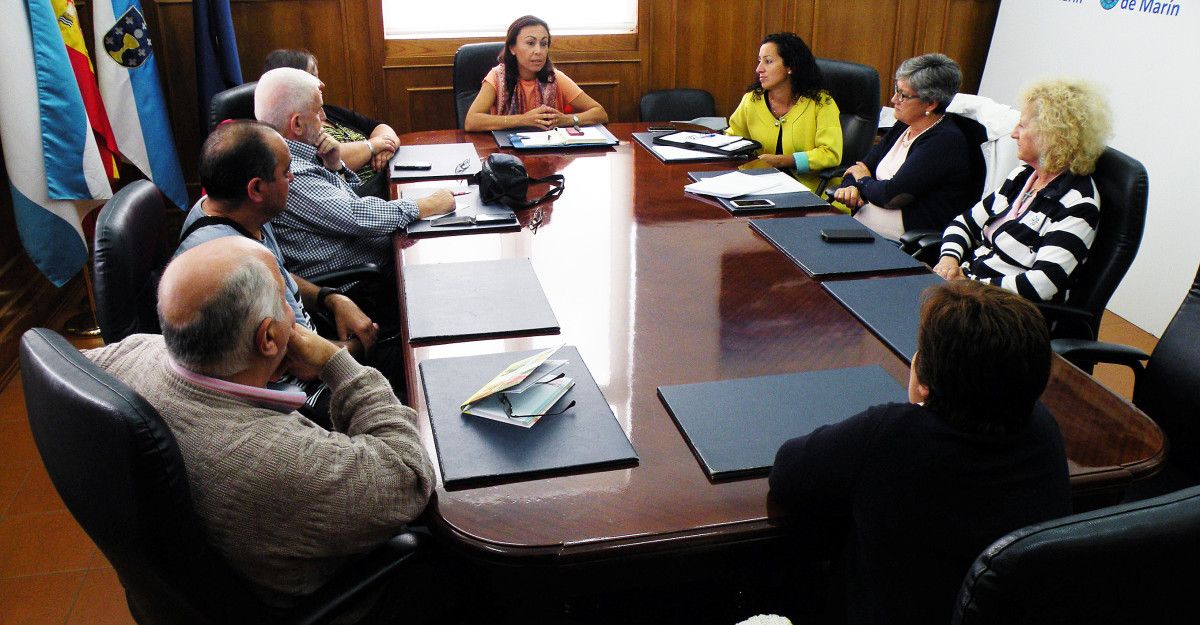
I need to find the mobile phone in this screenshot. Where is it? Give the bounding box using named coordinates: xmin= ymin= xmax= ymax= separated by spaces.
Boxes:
xmin=474 ymin=214 xmax=517 ymax=224
xmin=820 ymin=228 xmax=875 ymax=243
xmin=564 ymin=127 xmax=584 ymax=136
xmin=647 ymin=124 xmax=674 ymax=132
xmin=730 ymin=198 xmax=775 ymax=209
xmin=393 ymin=160 xmax=432 ymax=170
xmin=431 ymin=215 xmax=475 ymax=227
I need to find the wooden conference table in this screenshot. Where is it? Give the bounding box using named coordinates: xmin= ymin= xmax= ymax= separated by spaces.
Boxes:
xmin=391 ymin=123 xmax=1163 ymax=569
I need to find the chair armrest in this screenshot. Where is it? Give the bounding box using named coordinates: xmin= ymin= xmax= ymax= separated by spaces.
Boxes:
xmin=308 ymin=263 xmax=383 ymax=288
xmin=812 ymin=166 xmax=849 ymax=196
xmin=1051 ymin=338 xmax=1150 ymax=369
xmin=284 ymin=530 xmax=426 ymax=625
xmin=898 ymin=229 xmax=938 ymax=249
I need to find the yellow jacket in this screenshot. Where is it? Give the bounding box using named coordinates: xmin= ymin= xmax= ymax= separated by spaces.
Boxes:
xmin=727 ymin=91 xmax=843 ymax=187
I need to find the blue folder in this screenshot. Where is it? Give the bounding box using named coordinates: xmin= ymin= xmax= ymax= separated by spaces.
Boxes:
xmin=749 ymin=214 xmax=924 ymax=278
xmin=822 ymin=273 xmax=947 ymax=363
xmin=420 ymin=346 xmax=638 ymax=488
xmin=657 ymin=366 xmax=906 ymax=480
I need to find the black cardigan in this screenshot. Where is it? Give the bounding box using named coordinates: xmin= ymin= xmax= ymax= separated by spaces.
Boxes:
xmin=769 ymin=401 xmax=1071 ymax=625
xmin=838 ymin=115 xmax=981 ymax=232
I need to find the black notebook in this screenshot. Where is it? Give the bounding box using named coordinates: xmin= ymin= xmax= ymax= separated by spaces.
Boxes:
xmin=823 ymin=273 xmax=945 ymax=363
xmin=420 ymin=346 xmax=638 ymax=488
xmin=401 ymin=258 xmax=559 ymax=344
xmin=749 ymin=214 xmax=924 ymax=278
xmin=491 ymin=125 xmax=619 ymax=149
xmin=657 ymin=366 xmax=906 ymax=480
xmin=403 ymin=185 xmax=519 ymax=238
xmin=687 ymin=169 xmax=829 ymax=214
xmin=631 ymin=132 xmax=729 ymax=163
xmin=389 ymin=143 xmax=481 ymax=180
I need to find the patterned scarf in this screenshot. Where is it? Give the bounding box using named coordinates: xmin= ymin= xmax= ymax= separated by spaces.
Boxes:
xmin=494 ymin=62 xmax=559 ymax=116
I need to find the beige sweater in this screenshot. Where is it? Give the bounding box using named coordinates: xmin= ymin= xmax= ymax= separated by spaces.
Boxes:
xmin=85 ymin=334 xmax=435 ymax=608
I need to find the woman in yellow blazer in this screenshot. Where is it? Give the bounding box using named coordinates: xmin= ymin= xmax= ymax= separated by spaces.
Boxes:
xmin=727 ymin=32 xmax=842 ymax=189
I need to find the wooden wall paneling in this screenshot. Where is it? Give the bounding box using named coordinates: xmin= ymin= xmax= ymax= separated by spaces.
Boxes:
xmin=939 ymin=0 xmax=1001 ymax=95
xmin=809 ymin=0 xmax=903 ymax=99
xmin=670 ymin=0 xmax=770 ymax=119
xmin=382 ymin=66 xmax=455 ymax=133
xmin=644 ymin=0 xmax=677 ymax=93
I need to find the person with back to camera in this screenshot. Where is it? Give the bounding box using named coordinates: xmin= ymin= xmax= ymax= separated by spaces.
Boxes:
xmin=769 ymin=280 xmax=1071 ymax=625
xmin=725 ymin=32 xmax=842 ymax=189
xmin=262 ymin=49 xmax=399 ymax=199
xmin=834 ymin=54 xmax=980 ymax=240
xmin=464 ymin=15 xmax=609 ymax=132
xmin=934 ymin=78 xmax=1112 ymax=302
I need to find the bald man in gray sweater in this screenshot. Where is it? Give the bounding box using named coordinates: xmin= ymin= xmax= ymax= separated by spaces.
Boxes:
xmin=84 ymin=237 xmax=434 ymax=616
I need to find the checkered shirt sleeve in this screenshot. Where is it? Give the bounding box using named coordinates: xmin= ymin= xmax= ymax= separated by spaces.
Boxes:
xmin=273 ymin=139 xmax=419 ymax=279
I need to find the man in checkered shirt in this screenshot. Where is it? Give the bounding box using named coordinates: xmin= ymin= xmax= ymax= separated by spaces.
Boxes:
xmin=254 ymin=67 xmax=454 ymax=323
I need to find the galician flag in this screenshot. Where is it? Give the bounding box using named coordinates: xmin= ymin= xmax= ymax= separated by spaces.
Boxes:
xmin=0 ymin=0 xmax=112 ymax=286
xmin=92 ymin=0 xmax=187 ymax=209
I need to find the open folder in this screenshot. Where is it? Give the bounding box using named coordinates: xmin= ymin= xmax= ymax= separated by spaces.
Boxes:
xmin=460 ymin=346 xmax=575 ymax=428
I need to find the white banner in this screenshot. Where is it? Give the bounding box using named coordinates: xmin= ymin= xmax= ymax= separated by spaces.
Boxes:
xmin=980 ymin=0 xmax=1197 ymax=336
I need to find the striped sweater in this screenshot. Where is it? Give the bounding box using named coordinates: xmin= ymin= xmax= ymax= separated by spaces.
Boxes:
xmin=940 ymin=164 xmax=1100 ymax=302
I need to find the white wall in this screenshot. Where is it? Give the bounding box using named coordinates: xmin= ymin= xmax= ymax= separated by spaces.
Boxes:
xmin=979 ymin=0 xmax=1197 ymax=337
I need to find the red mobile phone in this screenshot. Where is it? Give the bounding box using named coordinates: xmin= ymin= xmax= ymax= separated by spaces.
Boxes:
xmin=564 ymin=127 xmax=584 ymax=136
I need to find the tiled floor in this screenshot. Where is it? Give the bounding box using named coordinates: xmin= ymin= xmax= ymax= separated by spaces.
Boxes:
xmin=0 ymin=313 xmax=1159 ymax=624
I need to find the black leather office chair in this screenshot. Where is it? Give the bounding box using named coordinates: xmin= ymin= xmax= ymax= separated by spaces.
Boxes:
xmin=1038 ymin=147 xmax=1148 ymax=342
xmin=93 ymin=180 xmax=171 ymax=343
xmin=453 ymin=42 xmax=504 ymax=129
xmin=1054 ymin=261 xmax=1200 ymax=487
xmin=813 ymin=58 xmax=881 ymax=196
xmin=19 ymin=327 xmax=424 ymax=625
xmin=952 ymin=485 xmax=1200 ymax=625
xmin=638 ymin=89 xmax=717 ymax=122
xmin=207 ymin=81 xmax=257 ymax=134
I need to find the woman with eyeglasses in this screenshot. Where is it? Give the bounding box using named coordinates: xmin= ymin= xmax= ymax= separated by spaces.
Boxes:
xmin=725 ymin=32 xmax=842 ymax=189
xmin=934 ymin=78 xmax=1112 ymax=302
xmin=833 ymin=54 xmax=980 ymax=240
xmin=464 ymin=15 xmax=608 ymax=132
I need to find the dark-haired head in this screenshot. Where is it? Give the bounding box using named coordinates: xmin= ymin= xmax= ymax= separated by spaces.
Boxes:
xmin=500 ymin=15 xmax=555 ymax=94
xmin=748 ymin=32 xmax=826 ymax=103
xmin=915 ymin=280 xmax=1051 ymax=436
xmin=263 ymin=49 xmax=316 ymax=75
xmin=199 ymin=120 xmax=280 ymax=202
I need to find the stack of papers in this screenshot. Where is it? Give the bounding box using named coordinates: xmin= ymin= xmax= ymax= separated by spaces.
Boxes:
xmin=461 ymin=347 xmax=575 ymax=428
xmin=684 ymin=171 xmax=777 ymax=199
xmin=513 ymin=126 xmax=610 ymax=147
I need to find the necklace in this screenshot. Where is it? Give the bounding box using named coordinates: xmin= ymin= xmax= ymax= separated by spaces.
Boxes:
xmin=900 ymin=115 xmax=943 ymax=147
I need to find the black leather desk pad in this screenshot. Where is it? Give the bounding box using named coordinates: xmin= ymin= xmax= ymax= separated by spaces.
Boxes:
xmin=389 ymin=143 xmax=481 ymax=180
xmin=401 ymin=259 xmax=559 ymax=344
xmin=822 ymin=273 xmax=946 ymax=363
xmin=631 ymin=132 xmax=731 ymax=163
xmin=687 ymin=169 xmax=829 ymax=214
xmin=657 ymin=366 xmax=906 ymax=480
xmin=492 ymin=125 xmax=619 ymax=149
xmin=403 ymin=185 xmax=519 ymax=238
xmin=420 ymin=346 xmax=638 ymax=489
xmin=749 ymin=214 xmax=924 ymax=278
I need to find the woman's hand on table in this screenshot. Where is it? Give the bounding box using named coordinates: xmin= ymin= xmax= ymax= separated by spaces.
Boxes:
xmin=933 ymin=256 xmax=965 ymax=281
xmin=521 ymin=105 xmax=560 ymax=131
xmin=833 ymin=185 xmax=864 ymax=209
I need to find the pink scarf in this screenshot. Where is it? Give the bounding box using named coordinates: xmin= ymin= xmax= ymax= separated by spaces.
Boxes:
xmin=494 ymin=62 xmax=559 ymax=116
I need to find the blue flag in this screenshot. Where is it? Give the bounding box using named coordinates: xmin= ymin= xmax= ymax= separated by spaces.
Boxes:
xmin=193 ymin=0 xmax=242 ymax=133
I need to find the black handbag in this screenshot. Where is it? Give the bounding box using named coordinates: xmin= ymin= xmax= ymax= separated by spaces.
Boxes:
xmin=478 ymin=153 xmax=565 ymax=209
